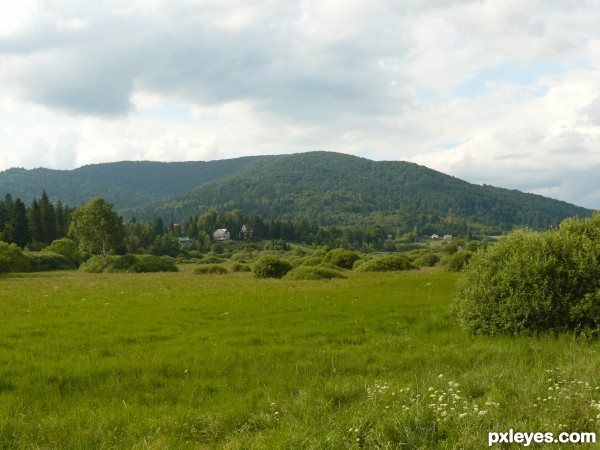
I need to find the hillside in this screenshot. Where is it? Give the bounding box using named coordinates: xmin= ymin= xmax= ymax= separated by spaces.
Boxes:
xmin=126 ymin=152 xmax=593 ymax=234
xmin=0 ymin=151 xmax=593 ymax=235
xmin=0 ymin=156 xmax=263 ymax=209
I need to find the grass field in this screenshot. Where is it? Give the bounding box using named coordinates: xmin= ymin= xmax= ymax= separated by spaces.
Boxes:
xmin=0 ymin=268 xmax=598 ymax=449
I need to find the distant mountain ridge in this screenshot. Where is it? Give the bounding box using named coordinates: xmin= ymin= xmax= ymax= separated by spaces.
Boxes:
xmin=0 ymin=151 xmax=593 ymax=235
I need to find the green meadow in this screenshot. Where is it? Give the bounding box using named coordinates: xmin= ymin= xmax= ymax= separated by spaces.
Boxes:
xmin=0 ymin=268 xmax=598 ymax=449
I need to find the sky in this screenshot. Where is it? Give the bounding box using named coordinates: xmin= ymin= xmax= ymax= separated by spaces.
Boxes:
xmin=0 ymin=0 xmax=599 ymax=209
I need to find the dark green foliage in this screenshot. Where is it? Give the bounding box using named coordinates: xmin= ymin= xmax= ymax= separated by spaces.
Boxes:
xmin=322 ymin=248 xmax=360 ymax=269
xmin=194 ymin=264 xmax=228 ymax=275
xmin=253 ymin=255 xmax=292 ymax=279
xmin=353 ymin=255 xmax=417 ymax=272
xmin=231 ymin=262 xmax=251 ymax=272
xmin=301 ymin=256 xmax=323 ymax=267
xmin=26 ymin=252 xmax=76 ymax=271
xmin=453 ymin=213 xmax=600 ymax=337
xmin=413 ymin=252 xmax=440 ymax=267
xmin=284 ymin=265 xmax=347 ymax=280
xmin=445 ymin=251 xmax=473 ymax=272
xmin=2 ymin=153 xmax=590 ymax=241
xmin=43 ymin=238 xmax=83 ymax=265
xmin=0 ymin=241 xmax=31 ymax=273
xmin=79 ymin=255 xmax=178 ymax=273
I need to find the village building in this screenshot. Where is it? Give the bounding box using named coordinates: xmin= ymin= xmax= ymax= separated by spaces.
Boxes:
xmin=212 ymin=229 xmax=230 ymax=241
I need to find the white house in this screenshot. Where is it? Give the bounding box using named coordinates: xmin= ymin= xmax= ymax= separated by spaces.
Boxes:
xmin=213 ymin=229 xmax=230 ymax=241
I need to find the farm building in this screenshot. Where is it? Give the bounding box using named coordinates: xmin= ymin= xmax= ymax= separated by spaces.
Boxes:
xmin=213 ymin=229 xmax=230 ymax=241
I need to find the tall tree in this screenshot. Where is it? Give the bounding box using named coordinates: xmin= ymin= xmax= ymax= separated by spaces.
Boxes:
xmin=39 ymin=191 xmax=57 ymax=243
xmin=28 ymin=199 xmax=43 ymax=243
xmin=68 ymin=197 xmax=124 ymax=259
xmin=7 ymin=199 xmax=30 ymax=248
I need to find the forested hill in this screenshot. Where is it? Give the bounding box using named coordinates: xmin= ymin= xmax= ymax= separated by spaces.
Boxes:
xmin=0 ymin=156 xmax=263 ymax=209
xmin=0 ymin=151 xmax=593 ymax=235
xmin=126 ymin=152 xmax=592 ymax=234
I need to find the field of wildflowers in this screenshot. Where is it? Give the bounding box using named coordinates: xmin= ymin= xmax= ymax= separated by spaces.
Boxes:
xmin=0 ymin=268 xmax=598 ymax=448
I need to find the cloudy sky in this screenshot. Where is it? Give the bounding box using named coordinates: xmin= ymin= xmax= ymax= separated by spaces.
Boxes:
xmin=1 ymin=0 xmax=599 ymax=209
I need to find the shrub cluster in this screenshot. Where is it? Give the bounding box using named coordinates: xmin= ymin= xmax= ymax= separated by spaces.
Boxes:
xmin=253 ymin=255 xmax=292 ymax=279
xmin=27 ymin=252 xmax=77 ymax=271
xmin=353 ymin=255 xmax=417 ymax=272
xmin=322 ymin=248 xmax=359 ymax=269
xmin=194 ymin=264 xmax=228 ymax=275
xmin=79 ymin=255 xmax=179 ymax=273
xmin=453 ymin=213 xmax=600 ymax=337
xmin=284 ymin=265 xmax=346 ymax=280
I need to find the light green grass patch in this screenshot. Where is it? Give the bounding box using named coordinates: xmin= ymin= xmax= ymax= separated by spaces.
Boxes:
xmin=0 ymin=269 xmax=598 ymax=448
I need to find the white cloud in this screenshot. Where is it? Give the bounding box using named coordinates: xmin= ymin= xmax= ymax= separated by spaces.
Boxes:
xmin=0 ymin=0 xmax=599 ymax=208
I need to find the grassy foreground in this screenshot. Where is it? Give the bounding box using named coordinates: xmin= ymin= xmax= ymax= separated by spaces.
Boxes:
xmin=0 ymin=268 xmax=598 ymax=449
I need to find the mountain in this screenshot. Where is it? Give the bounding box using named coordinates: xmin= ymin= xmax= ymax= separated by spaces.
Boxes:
xmin=0 ymin=156 xmax=262 ymax=209
xmin=0 ymin=151 xmax=593 ymax=235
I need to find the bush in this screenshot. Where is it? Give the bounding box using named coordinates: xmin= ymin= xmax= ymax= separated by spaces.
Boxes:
xmin=445 ymin=251 xmax=473 ymax=272
xmin=131 ymin=255 xmax=178 ymax=273
xmin=253 ymin=255 xmax=292 ymax=279
xmin=194 ymin=264 xmax=228 ymax=275
xmin=43 ymin=238 xmax=83 ymax=265
xmin=231 ymin=262 xmax=251 ymax=272
xmin=284 ymin=265 xmax=347 ymax=280
xmin=413 ymin=252 xmax=440 ymax=267
xmin=0 ymin=241 xmax=31 ymax=274
xmin=452 ymin=213 xmax=600 ymax=337
xmin=79 ymin=254 xmax=178 ymax=273
xmin=322 ymin=248 xmax=360 ymax=269
xmin=301 ymin=256 xmax=323 ymax=267
xmin=27 ymin=252 xmax=77 ymax=271
xmin=353 ymin=254 xmax=417 ymax=272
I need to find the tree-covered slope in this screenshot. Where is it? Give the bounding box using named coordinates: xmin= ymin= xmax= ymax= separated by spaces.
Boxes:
xmin=0 ymin=151 xmax=593 ymax=235
xmin=0 ymin=156 xmax=263 ymax=209
xmin=128 ymin=151 xmax=593 ymax=233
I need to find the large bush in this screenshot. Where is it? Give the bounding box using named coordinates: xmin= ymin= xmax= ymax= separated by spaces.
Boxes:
xmin=0 ymin=241 xmax=31 ymax=274
xmin=27 ymin=251 xmax=77 ymax=271
xmin=79 ymin=255 xmax=179 ymax=273
xmin=444 ymin=251 xmax=473 ymax=272
xmin=253 ymin=255 xmax=292 ymax=279
xmin=284 ymin=265 xmax=346 ymax=280
xmin=43 ymin=238 xmax=83 ymax=265
xmin=353 ymin=254 xmax=417 ymax=272
xmin=322 ymin=248 xmax=360 ymax=269
xmin=452 ymin=213 xmax=600 ymax=337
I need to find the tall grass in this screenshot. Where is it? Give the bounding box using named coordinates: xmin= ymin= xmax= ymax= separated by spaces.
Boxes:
xmin=0 ymin=269 xmax=598 ymax=448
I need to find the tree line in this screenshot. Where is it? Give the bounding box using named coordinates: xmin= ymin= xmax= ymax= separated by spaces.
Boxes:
xmin=2 ymin=191 xmax=459 ymax=257
xmin=0 ymin=192 xmax=72 ymax=249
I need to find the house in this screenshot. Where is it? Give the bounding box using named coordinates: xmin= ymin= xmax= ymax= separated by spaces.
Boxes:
xmin=444 ymin=234 xmax=453 ymax=241
xmin=178 ymin=237 xmax=192 ymax=246
xmin=431 ymin=234 xmax=439 ymax=239
xmin=213 ymin=229 xmax=230 ymax=241
xmin=241 ymin=224 xmax=253 ymax=240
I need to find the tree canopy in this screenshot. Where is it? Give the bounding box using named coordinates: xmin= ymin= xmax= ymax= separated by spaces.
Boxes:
xmin=68 ymin=197 xmax=124 ymax=258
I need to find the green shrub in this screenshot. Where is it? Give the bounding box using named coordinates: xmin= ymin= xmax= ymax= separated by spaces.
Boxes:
xmin=322 ymin=248 xmax=359 ymax=269
xmin=194 ymin=264 xmax=228 ymax=275
xmin=413 ymin=252 xmax=440 ymax=267
xmin=43 ymin=238 xmax=83 ymax=265
xmin=253 ymin=255 xmax=292 ymax=279
xmin=27 ymin=251 xmax=77 ymax=271
xmin=0 ymin=241 xmax=31 ymax=273
xmin=199 ymin=255 xmax=226 ymax=264
xmin=301 ymin=256 xmax=323 ymax=267
xmin=453 ymin=213 xmax=600 ymax=337
xmin=445 ymin=251 xmax=473 ymax=272
xmin=284 ymin=265 xmax=346 ymax=280
xmin=231 ymin=262 xmax=251 ymax=272
xmin=80 ymin=254 xmax=178 ymax=273
xmin=131 ymin=255 xmax=178 ymax=273
xmin=353 ymin=254 xmax=417 ymax=272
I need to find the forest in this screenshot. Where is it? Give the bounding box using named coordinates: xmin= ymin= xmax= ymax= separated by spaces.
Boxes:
xmin=0 ymin=152 xmax=592 ymax=240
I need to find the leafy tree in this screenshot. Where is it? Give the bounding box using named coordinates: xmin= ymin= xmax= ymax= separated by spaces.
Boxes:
xmin=68 ymin=197 xmax=124 ymax=259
